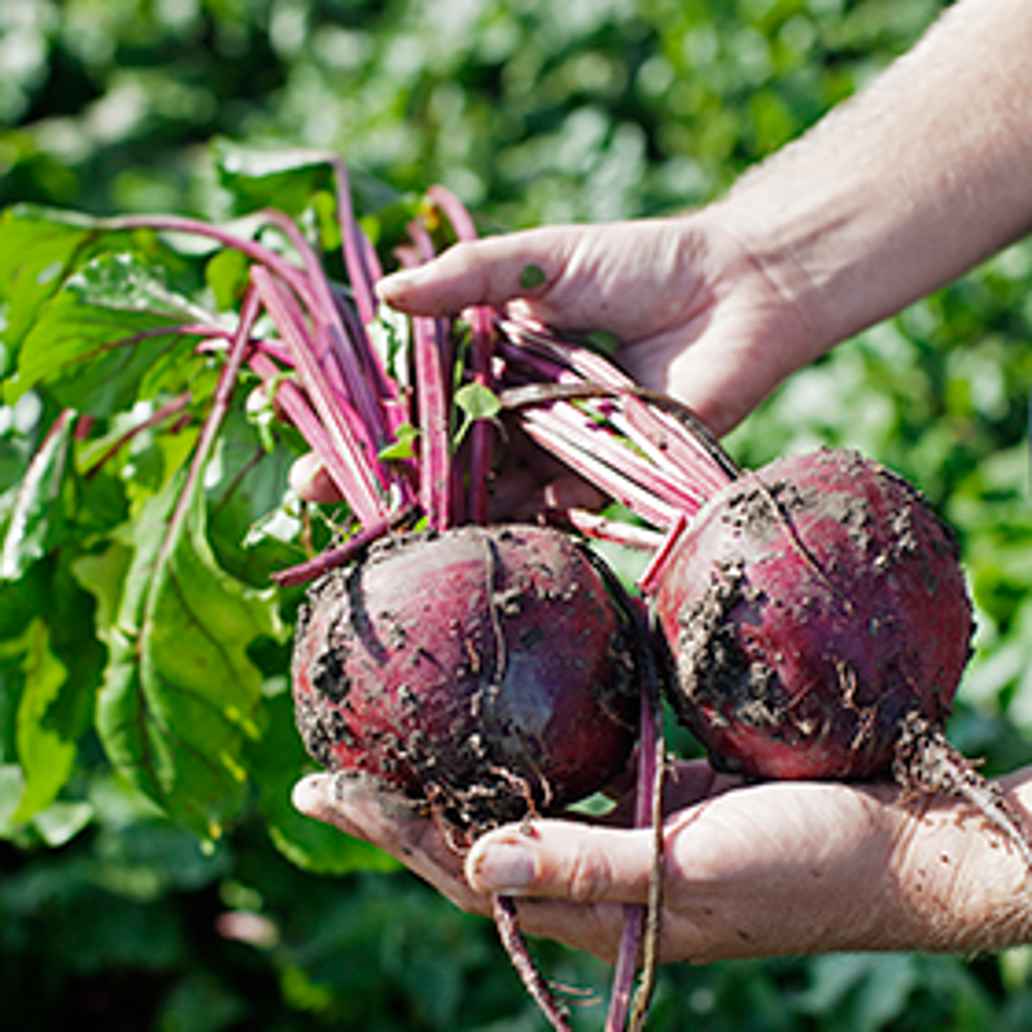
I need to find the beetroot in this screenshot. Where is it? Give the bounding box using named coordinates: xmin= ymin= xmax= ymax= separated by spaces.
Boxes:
xmin=292 ymin=523 xmax=642 ymax=836
xmin=652 ymin=448 xmax=973 ymax=781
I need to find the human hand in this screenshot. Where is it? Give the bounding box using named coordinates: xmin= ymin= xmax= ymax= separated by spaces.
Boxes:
xmin=292 ymin=760 xmax=1032 ymax=964
xmin=375 ymin=215 xmax=821 ymax=438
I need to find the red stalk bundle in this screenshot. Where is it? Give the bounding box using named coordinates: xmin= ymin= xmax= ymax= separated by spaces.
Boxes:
xmin=75 ymin=157 xmax=1030 ymax=1032
xmin=91 ymin=171 xmax=663 ymax=1029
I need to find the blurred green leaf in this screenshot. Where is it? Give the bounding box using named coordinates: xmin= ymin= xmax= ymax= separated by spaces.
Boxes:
xmin=10 ymin=618 xmax=73 ymax=825
xmin=88 ymin=475 xmax=283 ymax=842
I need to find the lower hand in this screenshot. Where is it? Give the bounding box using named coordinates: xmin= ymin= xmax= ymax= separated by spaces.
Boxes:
xmin=292 ymin=760 xmax=1032 ymax=964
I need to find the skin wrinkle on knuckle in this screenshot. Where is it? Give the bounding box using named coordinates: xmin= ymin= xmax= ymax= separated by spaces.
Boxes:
xmin=565 ymin=839 xmax=613 ymax=903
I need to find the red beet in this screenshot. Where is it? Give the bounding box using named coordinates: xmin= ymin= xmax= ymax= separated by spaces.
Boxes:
xmin=292 ymin=523 xmax=642 ymax=835
xmin=653 ymin=448 xmax=973 ymax=781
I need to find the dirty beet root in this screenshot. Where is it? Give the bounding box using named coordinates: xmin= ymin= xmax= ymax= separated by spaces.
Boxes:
xmin=653 ymin=448 xmax=1032 ymax=868
xmin=292 ymin=523 xmax=642 ymax=840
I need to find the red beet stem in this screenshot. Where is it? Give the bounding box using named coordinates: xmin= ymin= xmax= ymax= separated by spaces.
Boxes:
xmin=620 ymin=393 xmax=736 ymax=498
xmin=493 ymin=895 xmax=572 ymax=1031
xmin=271 ymin=505 xmax=415 ymax=586
xmin=328 ymin=283 xmax=404 ymax=433
xmin=331 ymin=159 xmax=381 ymax=327
xmin=251 ymin=266 xmax=389 ymax=524
xmin=159 ymin=285 xmax=260 ymax=568
xmin=398 ymin=222 xmax=454 ymax=530
xmin=520 ymin=401 xmax=702 ymax=515
xmin=637 ymin=513 xmax=690 ymax=597
xmin=261 ymin=209 xmax=393 ymax=463
xmin=246 ymin=350 xmax=346 ymax=493
xmin=102 ymin=213 xmax=314 ymax=306
xmin=413 ymin=312 xmax=454 ymax=530
xmin=517 ymin=415 xmax=681 ymax=529
xmin=82 ymin=390 xmax=192 ymax=479
xmin=553 ymin=508 xmax=665 ymax=553
xmin=426 ymin=185 xmax=497 ymax=524
xmin=603 ymin=598 xmax=666 ymax=1032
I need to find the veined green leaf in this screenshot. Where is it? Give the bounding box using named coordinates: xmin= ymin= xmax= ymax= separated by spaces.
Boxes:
xmin=377 ymin=421 xmax=419 ymax=461
xmin=0 ymin=205 xmax=102 ymax=371
xmin=90 ymin=475 xmax=284 ymax=842
xmin=0 ymin=409 xmax=74 ymax=582
xmin=6 ymin=252 xmax=206 ymax=415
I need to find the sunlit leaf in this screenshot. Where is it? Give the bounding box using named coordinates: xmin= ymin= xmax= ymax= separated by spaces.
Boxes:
xmin=454 ymin=381 xmax=501 ymax=422
xmin=6 ymin=252 xmax=205 ymax=415
xmin=0 ymin=205 xmax=102 ymax=372
xmin=0 ymin=409 xmax=74 ymax=582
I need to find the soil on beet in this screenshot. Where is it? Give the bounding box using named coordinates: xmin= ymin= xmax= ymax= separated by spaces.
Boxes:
xmin=655 ymin=449 xmax=974 ymax=780
xmin=292 ymin=524 xmax=644 ymax=837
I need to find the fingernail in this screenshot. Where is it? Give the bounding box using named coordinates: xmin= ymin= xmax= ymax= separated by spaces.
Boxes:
xmin=469 ymin=843 xmax=536 ymax=893
xmin=376 ymin=267 xmax=423 ymax=299
xmin=290 ymin=773 xmax=329 ymax=816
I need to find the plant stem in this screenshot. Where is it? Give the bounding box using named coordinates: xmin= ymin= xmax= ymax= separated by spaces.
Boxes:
xmin=83 ymin=391 xmax=192 ymax=479
xmin=331 ymin=159 xmax=381 ymax=327
xmin=271 ymin=506 xmax=415 ymax=586
xmin=251 ymin=266 xmax=388 ymax=525
xmin=492 ymin=894 xmax=572 ymax=1032
xmin=158 ymin=285 xmax=261 ymax=570
xmin=400 ymin=221 xmax=454 ymax=530
xmin=604 ymin=596 xmax=666 ymax=1032
xmin=427 ymin=185 xmax=496 ymax=524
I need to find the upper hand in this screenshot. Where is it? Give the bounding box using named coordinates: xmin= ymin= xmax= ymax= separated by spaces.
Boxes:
xmin=375 ymin=214 xmax=820 ymax=437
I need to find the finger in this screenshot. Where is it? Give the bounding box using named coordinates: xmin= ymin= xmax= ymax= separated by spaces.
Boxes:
xmin=375 ymin=228 xmax=576 ymax=316
xmin=464 ymin=819 xmax=655 ymax=904
xmin=289 ymin=453 xmax=342 ymax=503
xmin=292 ymin=774 xmax=487 ymax=914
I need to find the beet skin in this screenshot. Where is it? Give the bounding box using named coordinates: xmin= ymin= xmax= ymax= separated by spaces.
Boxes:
xmin=654 ymin=448 xmax=973 ymax=780
xmin=292 ymin=524 xmax=641 ymax=833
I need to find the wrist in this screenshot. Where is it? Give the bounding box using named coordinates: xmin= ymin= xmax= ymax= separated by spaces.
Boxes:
xmin=708 ymin=0 xmax=1032 ymax=358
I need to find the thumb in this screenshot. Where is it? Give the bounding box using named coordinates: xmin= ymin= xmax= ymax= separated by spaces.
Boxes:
xmin=464 ymin=820 xmax=654 ymax=904
xmin=375 ymin=227 xmax=575 ymax=316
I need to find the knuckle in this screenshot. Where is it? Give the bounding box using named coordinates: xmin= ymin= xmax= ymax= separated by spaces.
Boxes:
xmin=566 ymin=843 xmax=612 ymax=903
xmin=445 ymin=239 xmax=480 ymax=273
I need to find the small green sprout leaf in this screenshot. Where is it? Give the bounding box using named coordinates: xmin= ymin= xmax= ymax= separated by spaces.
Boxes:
xmin=378 ymin=422 xmax=419 ymax=461
xmin=454 ymin=382 xmax=502 ymax=422
xmin=453 ymin=382 xmax=502 ymax=450
xmin=518 ymin=263 xmax=547 ymax=291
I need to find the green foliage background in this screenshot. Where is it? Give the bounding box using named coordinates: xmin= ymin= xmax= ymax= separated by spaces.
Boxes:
xmin=2 ymin=0 xmax=1031 ymax=1029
